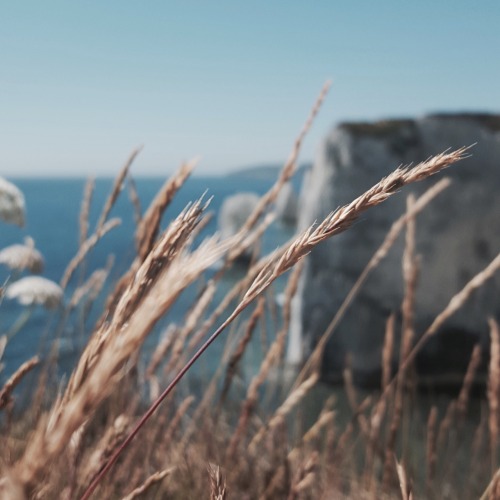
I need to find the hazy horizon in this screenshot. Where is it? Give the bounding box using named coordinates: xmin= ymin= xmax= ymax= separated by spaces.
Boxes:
xmin=6 ymin=160 xmax=301 ymax=179
xmin=2 ymin=1 xmax=499 ymax=177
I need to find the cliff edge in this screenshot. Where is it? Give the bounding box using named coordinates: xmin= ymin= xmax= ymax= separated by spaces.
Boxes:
xmin=290 ymin=113 xmax=500 ymax=387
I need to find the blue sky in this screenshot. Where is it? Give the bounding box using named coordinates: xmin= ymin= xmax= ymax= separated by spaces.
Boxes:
xmin=1 ymin=1 xmax=499 ymax=176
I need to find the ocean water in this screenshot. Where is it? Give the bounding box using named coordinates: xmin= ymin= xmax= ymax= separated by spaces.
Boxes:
xmin=0 ymin=174 xmax=295 ymax=380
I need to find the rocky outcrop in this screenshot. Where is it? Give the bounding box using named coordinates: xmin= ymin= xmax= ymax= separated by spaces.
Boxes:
xmin=275 ymin=182 xmax=299 ymax=226
xmin=291 ymin=113 xmax=500 ymax=387
xmin=218 ymin=192 xmax=260 ymax=262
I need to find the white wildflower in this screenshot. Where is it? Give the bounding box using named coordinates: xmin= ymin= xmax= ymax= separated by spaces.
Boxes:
xmin=5 ymin=276 xmax=63 ymax=309
xmin=0 ymin=177 xmax=25 ymax=227
xmin=0 ymin=237 xmax=44 ymax=273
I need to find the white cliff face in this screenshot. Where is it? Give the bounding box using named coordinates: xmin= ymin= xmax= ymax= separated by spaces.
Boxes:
xmin=291 ymin=114 xmax=500 ymax=386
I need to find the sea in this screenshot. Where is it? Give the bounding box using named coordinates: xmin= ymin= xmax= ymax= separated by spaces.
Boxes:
xmin=0 ymin=173 xmax=297 ymax=382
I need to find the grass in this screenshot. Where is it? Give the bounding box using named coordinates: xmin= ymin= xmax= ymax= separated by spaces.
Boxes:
xmin=1 ymin=84 xmax=499 ymax=499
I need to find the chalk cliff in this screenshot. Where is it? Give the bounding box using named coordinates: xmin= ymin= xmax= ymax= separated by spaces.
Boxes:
xmin=290 ymin=113 xmax=500 ymax=387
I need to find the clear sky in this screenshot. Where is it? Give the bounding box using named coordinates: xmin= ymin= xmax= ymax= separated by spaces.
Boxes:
xmin=1 ymin=1 xmax=499 ymax=177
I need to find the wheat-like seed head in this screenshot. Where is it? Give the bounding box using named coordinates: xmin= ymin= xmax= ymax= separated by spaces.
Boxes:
xmin=241 ymin=147 xmax=470 ymax=312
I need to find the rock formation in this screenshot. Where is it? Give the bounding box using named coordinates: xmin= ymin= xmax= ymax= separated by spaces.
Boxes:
xmin=275 ymin=182 xmax=299 ymax=226
xmin=291 ymin=113 xmax=500 ymax=387
xmin=218 ymin=192 xmax=260 ymax=262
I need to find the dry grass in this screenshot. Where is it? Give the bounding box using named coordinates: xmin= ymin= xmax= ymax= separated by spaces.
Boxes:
xmin=488 ymin=319 xmax=500 ymax=474
xmin=0 ymin=356 xmax=39 ymax=411
xmin=0 ymin=86 xmax=498 ymax=500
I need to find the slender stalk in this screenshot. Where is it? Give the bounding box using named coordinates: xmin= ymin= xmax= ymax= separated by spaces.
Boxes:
xmin=80 ymin=310 xmax=239 ymax=500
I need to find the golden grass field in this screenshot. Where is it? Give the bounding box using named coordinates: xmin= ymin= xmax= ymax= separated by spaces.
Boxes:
xmin=1 ymin=85 xmax=499 ymax=499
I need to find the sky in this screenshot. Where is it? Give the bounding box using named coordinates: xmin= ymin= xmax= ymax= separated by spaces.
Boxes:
xmin=1 ymin=1 xmax=499 ymax=177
